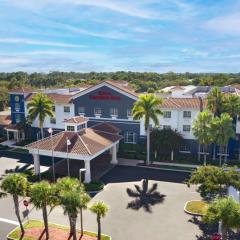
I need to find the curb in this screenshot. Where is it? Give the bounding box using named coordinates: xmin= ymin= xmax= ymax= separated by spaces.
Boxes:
xmin=184 ymin=200 xmax=206 ymax=217
xmin=118 ymin=163 xmax=194 ymax=173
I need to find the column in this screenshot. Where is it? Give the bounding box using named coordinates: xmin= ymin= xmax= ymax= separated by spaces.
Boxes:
xmin=33 ymin=154 xmax=40 ymax=175
xmin=110 ymin=144 xmax=118 ymax=164
xmin=84 ymin=160 xmax=91 ymax=183
xmin=6 ymin=130 xmax=9 ymax=141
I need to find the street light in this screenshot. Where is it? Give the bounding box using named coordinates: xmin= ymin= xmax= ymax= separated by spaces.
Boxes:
xmin=66 ymin=137 xmax=71 ymax=177
xmin=79 ymin=168 xmax=86 ymax=185
xmin=48 ymin=128 xmax=55 ymax=182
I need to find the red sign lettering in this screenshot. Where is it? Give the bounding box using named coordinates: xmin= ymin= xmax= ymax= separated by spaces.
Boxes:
xmin=89 ymin=91 xmax=121 ymax=100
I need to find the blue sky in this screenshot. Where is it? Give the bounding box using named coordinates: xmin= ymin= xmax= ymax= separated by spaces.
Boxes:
xmin=0 ymin=0 xmax=240 ymax=73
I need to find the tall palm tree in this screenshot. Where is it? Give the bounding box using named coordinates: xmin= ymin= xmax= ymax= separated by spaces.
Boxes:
xmin=224 ymin=94 xmax=240 ymax=118
xmin=207 ymin=87 xmax=225 ymax=117
xmin=192 ymin=111 xmax=213 ymax=165
xmin=90 ymin=201 xmax=109 ymax=240
xmin=0 ymin=174 xmax=28 ymax=235
xmin=203 ymin=197 xmax=240 ymax=240
xmin=210 ymin=113 xmax=235 ymax=165
xmin=79 ymin=190 xmax=91 ymax=237
xmin=27 ymin=93 xmax=53 ymax=138
xmin=132 ymin=94 xmax=163 ymax=165
xmin=60 ymin=191 xmax=81 ymax=240
xmin=29 ymin=181 xmax=54 ymax=239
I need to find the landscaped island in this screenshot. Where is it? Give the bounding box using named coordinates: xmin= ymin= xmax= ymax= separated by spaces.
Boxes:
xmin=7 ymin=220 xmax=110 ymax=240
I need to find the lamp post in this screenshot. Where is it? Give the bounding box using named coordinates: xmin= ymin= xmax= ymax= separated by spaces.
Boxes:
xmin=79 ymin=168 xmax=86 ymax=186
xmin=66 ymin=137 xmax=71 ymax=177
xmin=48 ymin=128 xmax=55 ymax=182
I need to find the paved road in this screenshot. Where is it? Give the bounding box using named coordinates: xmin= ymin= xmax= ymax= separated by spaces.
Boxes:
xmin=0 ymin=163 xmax=208 ymax=240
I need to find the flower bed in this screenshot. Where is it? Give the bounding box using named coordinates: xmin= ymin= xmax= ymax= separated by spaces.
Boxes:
xmin=184 ymin=200 xmax=208 ymax=216
xmin=7 ymin=220 xmax=111 ymax=240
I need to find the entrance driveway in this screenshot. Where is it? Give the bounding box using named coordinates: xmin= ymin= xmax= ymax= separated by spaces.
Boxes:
xmin=82 ymin=166 xmax=212 ymax=240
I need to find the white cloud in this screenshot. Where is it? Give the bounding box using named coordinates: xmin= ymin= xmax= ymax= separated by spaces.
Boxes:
xmin=204 ymin=13 xmax=240 ymax=35
xmin=181 ymin=48 xmax=208 ymax=57
xmin=0 ymin=38 xmax=85 ymax=48
xmin=0 ymin=55 xmax=29 ymax=65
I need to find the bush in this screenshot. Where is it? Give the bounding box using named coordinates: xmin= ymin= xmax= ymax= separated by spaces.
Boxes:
xmin=84 ymin=181 xmax=104 ymax=192
xmin=15 ymin=138 xmax=35 ymax=146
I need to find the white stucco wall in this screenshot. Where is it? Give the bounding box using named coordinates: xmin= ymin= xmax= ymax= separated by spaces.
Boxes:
xmin=25 ymin=103 xmax=75 ymax=130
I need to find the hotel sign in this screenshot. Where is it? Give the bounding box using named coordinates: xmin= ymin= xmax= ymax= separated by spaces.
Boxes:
xmin=89 ymin=91 xmax=121 ymax=100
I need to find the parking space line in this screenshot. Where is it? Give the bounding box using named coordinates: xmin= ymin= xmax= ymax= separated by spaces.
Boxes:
xmin=0 ymin=217 xmax=19 ymax=225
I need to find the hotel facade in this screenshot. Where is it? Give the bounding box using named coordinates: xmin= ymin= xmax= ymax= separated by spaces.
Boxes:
xmin=7 ymin=81 xmax=240 ymax=158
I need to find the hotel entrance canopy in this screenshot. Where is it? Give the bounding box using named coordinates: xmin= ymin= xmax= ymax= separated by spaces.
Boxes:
xmin=26 ymin=121 xmax=122 ymax=182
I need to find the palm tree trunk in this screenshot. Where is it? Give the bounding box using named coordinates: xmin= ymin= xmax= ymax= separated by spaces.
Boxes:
xmin=224 ymin=145 xmax=228 ymax=163
xmin=146 ymin=125 xmax=150 ymax=166
xmin=198 ymin=144 xmax=201 ymax=161
xmin=13 ymin=195 xmax=24 ymax=234
xmin=219 ymin=145 xmax=222 ymax=166
xmin=221 ymin=224 xmax=228 ymax=240
xmin=68 ymin=215 xmax=73 ymax=236
xmin=97 ymin=215 xmax=101 ymax=240
xmin=203 ymin=145 xmax=207 ymax=166
xmin=42 ymin=204 xmax=49 ymax=239
xmin=213 ymin=144 xmax=216 ymax=161
xmin=80 ymin=208 xmax=83 ymax=237
xmin=71 ymin=216 xmax=77 ymax=240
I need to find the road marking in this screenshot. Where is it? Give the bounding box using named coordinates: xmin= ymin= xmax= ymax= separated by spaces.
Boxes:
xmin=0 ymin=217 xmax=19 ymax=225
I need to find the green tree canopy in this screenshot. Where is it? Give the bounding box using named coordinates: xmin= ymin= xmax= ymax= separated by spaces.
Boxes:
xmin=192 ymin=111 xmax=213 ymax=165
xmin=203 ymin=197 xmax=240 ymax=240
xmin=27 ymin=93 xmax=54 ymax=138
xmin=132 ymin=94 xmax=163 ymax=165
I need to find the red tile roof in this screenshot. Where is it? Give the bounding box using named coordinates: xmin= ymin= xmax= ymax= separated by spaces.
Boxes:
xmin=63 ymin=116 xmax=88 ymax=124
xmin=161 ymin=97 xmax=204 ymax=109
xmin=9 ymin=87 xmax=33 ymax=94
xmin=26 ymin=126 xmax=122 ymax=157
xmin=91 ymin=122 xmax=121 ymax=134
xmin=26 ymin=93 xmax=72 ymax=104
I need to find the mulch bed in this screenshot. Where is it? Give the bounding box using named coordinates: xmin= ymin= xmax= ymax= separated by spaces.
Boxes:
xmin=16 ymin=226 xmax=97 ymax=240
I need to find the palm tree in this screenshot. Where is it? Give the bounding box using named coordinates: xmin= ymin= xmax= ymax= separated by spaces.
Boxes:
xmin=0 ymin=174 xmax=28 ymax=234
xmin=224 ymin=94 xmax=240 ymax=118
xmin=210 ymin=113 xmax=235 ymax=165
xmin=29 ymin=181 xmax=54 ymax=239
xmin=203 ymin=197 xmax=240 ymax=240
xmin=192 ymin=111 xmax=213 ymax=165
xmin=224 ymin=94 xmax=240 ymax=161
xmin=55 ymin=177 xmax=80 ymax=195
xmin=132 ymin=94 xmax=163 ymax=165
xmin=60 ymin=191 xmax=81 ymax=240
xmin=90 ymin=201 xmax=109 ymax=240
xmin=79 ymin=190 xmax=91 ymax=237
xmin=27 ymin=93 xmax=53 ymax=138
xmin=207 ymin=87 xmax=225 ymax=117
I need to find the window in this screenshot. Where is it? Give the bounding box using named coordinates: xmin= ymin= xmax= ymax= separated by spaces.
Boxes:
xmin=15 ymin=114 xmax=21 ymax=123
xmin=180 ymin=145 xmax=191 ymax=153
xmin=110 ymin=108 xmax=118 ymax=116
xmin=124 ymin=131 xmax=136 ymax=144
xmin=67 ymin=125 xmax=75 ymax=131
xmin=127 ymin=109 xmax=132 ymax=117
xmin=15 ymin=103 xmax=20 ymax=111
xmin=50 ymin=117 xmax=56 ymax=124
xmin=52 ymin=106 xmax=55 ymax=112
xmin=64 ymin=106 xmax=70 ymax=113
xmin=183 ymin=125 xmax=191 ymax=132
xmin=183 ymin=111 xmax=191 ymax=118
xmin=77 ymin=124 xmax=85 ymax=131
xmin=163 ymin=111 xmax=171 ymax=118
xmin=78 ymin=107 xmax=85 ymax=115
xmin=163 ymin=125 xmax=171 ymax=130
xmin=14 ymin=95 xmax=20 ymax=102
xmin=94 ymin=108 xmax=102 ymax=115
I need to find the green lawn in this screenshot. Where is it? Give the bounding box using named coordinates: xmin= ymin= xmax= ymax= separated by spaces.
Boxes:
xmin=8 ymin=220 xmax=110 ymax=240
xmin=185 ymin=200 xmax=208 ymax=216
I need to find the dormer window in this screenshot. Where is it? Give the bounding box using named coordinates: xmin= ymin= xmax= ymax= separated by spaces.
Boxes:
xmin=67 ymin=125 xmax=75 ymax=131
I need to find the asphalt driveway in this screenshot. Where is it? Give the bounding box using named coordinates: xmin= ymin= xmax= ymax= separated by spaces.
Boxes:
xmin=81 ymin=166 xmax=211 ymax=240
